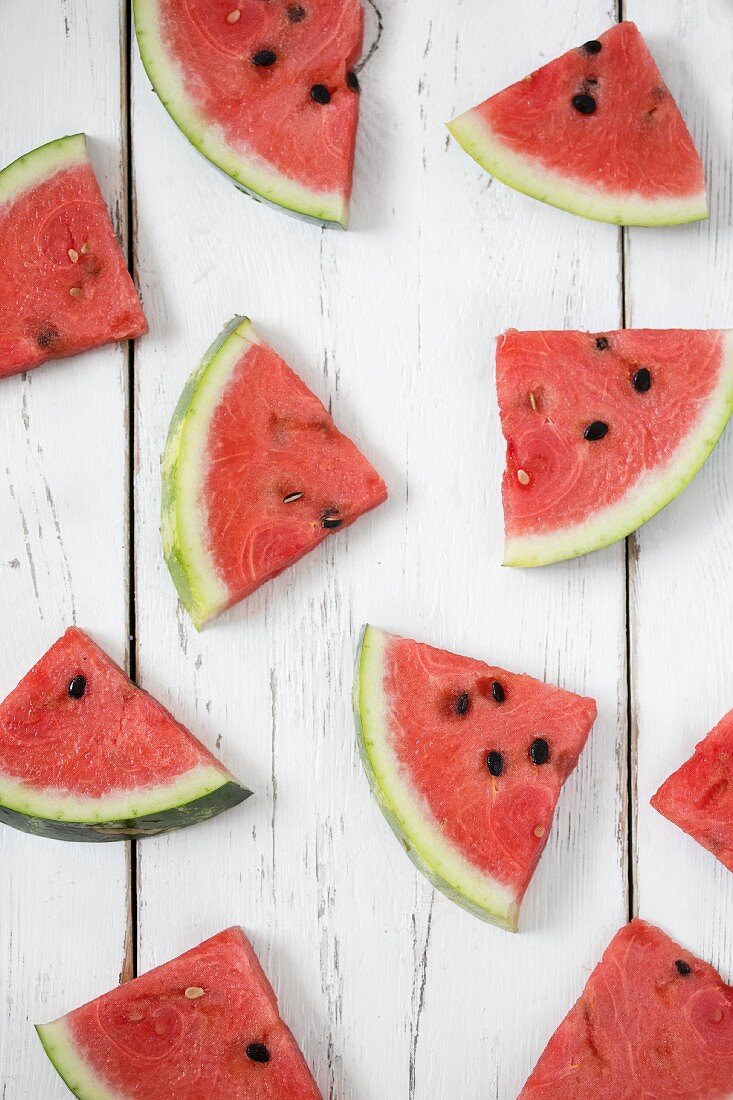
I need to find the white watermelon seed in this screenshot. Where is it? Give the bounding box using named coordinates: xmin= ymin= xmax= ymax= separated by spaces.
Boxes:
xmin=81 ymin=242 xmax=90 ymax=254
xmin=69 ymin=287 xmax=83 ymax=299
xmin=529 ymin=391 xmax=538 ymax=411
xmin=517 ymin=469 xmax=530 ymax=486
xmin=534 ymin=825 xmax=545 ymax=838
xmin=226 ymin=9 xmax=241 ymax=22
xmin=184 ymin=987 xmax=205 ymax=1000
xmin=68 ymin=248 xmax=79 ymax=263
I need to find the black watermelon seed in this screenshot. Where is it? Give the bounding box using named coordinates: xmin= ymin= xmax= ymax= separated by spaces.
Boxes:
xmin=36 ymin=324 xmax=59 ymax=349
xmin=246 ymin=1043 xmax=271 ymax=1064
xmin=675 ymin=959 xmax=692 ymax=976
xmin=347 ymin=70 xmax=360 ymax=92
xmin=583 ymin=40 xmax=602 ymax=55
xmin=572 ymin=93 xmax=597 ymax=115
xmin=530 ymin=738 xmax=550 ymax=765
xmin=321 ymin=508 xmax=343 ymax=529
xmin=491 ymin=680 xmax=505 ymax=704
xmin=455 ymin=692 xmax=470 ymax=716
xmin=632 ymin=367 xmax=651 ymax=393
xmin=287 ymin=4 xmax=306 ymax=21
xmin=584 ymin=420 xmax=609 ymax=441
xmin=252 ymin=49 xmax=277 ymax=67
xmin=311 ymin=84 xmax=331 ymax=104
xmin=68 ymin=675 xmax=87 ymax=699
xmin=595 ymin=336 xmax=610 ymax=351
xmin=282 ymin=492 xmax=304 ymax=504
xmin=487 ymin=751 xmax=504 ymax=777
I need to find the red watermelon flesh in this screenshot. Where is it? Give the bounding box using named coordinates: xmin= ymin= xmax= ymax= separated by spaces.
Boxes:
xmin=37 ymin=927 xmax=322 ymax=1099
xmin=652 ymin=708 xmax=733 ymax=873
xmin=0 ymin=627 xmax=249 ymax=839
xmin=134 ymin=0 xmax=363 ymax=226
xmin=162 ymin=317 xmax=387 ymax=628
xmin=354 ymin=626 xmax=597 ymax=929
xmin=519 ymin=918 xmax=733 ymax=1098
xmin=0 ymin=135 xmax=147 ymax=378
xmin=447 ymin=23 xmax=707 ymax=226
xmin=497 ymin=329 xmax=733 ymax=566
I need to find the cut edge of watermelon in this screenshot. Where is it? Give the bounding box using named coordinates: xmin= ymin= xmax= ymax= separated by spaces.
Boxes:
xmin=37 ymin=1018 xmax=119 ymax=1100
xmin=353 ymin=624 xmax=520 ymax=931
xmin=0 ymin=133 xmax=87 ymax=206
xmin=0 ymin=762 xmax=249 ymax=839
xmin=161 ymin=315 xmax=257 ymax=629
xmin=133 ymin=0 xmax=349 ymax=229
xmin=446 ymin=111 xmax=709 ymax=227
xmin=504 ymin=330 xmax=733 ymax=567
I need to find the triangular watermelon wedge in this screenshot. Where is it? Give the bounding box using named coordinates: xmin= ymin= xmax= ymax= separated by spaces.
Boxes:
xmin=652 ymin=708 xmax=733 ymax=873
xmin=37 ymin=927 xmax=322 ymax=1100
xmin=497 ymin=329 xmax=733 ymax=567
xmin=133 ymin=0 xmax=363 ymax=228
xmin=353 ymin=626 xmax=597 ymax=931
xmin=519 ymin=919 xmax=733 ymax=1097
xmin=447 ymin=22 xmax=707 ymax=226
xmin=162 ymin=317 xmax=387 ymax=629
xmin=0 ymin=135 xmax=147 ymax=378
xmin=0 ymin=628 xmax=250 ymax=841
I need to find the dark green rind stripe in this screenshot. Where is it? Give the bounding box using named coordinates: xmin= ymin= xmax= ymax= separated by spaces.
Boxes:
xmin=0 ymin=781 xmax=251 ymax=843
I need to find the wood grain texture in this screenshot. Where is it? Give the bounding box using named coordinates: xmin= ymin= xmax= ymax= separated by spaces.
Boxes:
xmin=0 ymin=1 xmax=131 ymax=1096
xmin=131 ymin=2 xmax=626 ymax=1098
xmin=627 ymin=0 xmax=733 ymax=975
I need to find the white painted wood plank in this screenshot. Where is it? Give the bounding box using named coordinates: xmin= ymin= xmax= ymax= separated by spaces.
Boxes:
xmin=627 ymin=0 xmax=733 ymax=975
xmin=132 ymin=3 xmax=626 ymax=1098
xmin=0 ymin=2 xmax=131 ymax=1096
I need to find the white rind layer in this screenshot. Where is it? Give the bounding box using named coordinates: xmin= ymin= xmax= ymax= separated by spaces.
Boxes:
xmin=0 ymin=134 xmax=87 ymax=206
xmin=133 ymin=0 xmax=348 ymax=228
xmin=504 ymin=331 xmax=733 ymax=567
xmin=37 ymin=1019 xmax=124 ymax=1100
xmin=354 ymin=625 xmax=520 ymax=931
xmin=447 ymin=111 xmax=708 ymax=227
xmin=0 ymin=763 xmax=230 ymax=823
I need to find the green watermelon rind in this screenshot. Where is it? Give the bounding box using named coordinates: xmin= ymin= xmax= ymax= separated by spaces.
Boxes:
xmin=504 ymin=331 xmax=733 ymax=567
xmin=132 ymin=0 xmax=349 ymax=229
xmin=446 ymin=111 xmax=709 ymax=227
xmin=0 ymin=764 xmax=251 ymax=842
xmin=161 ymin=316 xmax=259 ymax=629
xmin=37 ymin=1019 xmax=119 ymax=1100
xmin=353 ymin=625 xmax=521 ymax=932
xmin=0 ymin=134 xmax=87 ymax=206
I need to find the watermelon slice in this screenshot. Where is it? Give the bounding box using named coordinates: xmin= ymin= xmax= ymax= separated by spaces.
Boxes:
xmin=652 ymin=708 xmax=733 ymax=873
xmin=133 ymin=0 xmax=363 ymax=228
xmin=37 ymin=926 xmax=322 ymax=1099
xmin=519 ymin=918 xmax=733 ymax=1098
xmin=447 ymin=22 xmax=707 ymax=226
xmin=162 ymin=316 xmax=387 ymax=629
xmin=353 ymin=626 xmax=597 ymax=930
xmin=0 ymin=628 xmax=249 ymax=841
xmin=497 ymin=329 xmax=733 ymax=567
xmin=0 ymin=134 xmax=147 ymax=378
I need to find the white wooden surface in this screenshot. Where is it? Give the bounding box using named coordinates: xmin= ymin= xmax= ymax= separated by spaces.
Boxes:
xmin=3 ymin=0 xmax=731 ymax=1097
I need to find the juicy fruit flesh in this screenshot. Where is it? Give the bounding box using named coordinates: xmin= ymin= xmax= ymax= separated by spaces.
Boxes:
xmin=38 ymin=927 xmax=322 ymax=1100
xmin=519 ymin=919 xmax=733 ymax=1098
xmin=448 ymin=22 xmax=706 ymax=224
xmin=357 ymin=626 xmax=596 ymax=925
xmin=0 ymin=135 xmax=146 ymax=378
xmin=498 ymin=329 xmax=732 ymax=559
xmin=163 ymin=317 xmax=387 ymax=627
xmin=0 ymin=628 xmax=231 ymax=803
xmin=141 ymin=0 xmax=362 ymax=219
xmin=652 ymin=708 xmax=733 ymax=873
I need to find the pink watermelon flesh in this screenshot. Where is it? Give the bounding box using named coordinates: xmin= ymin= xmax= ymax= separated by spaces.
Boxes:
xmin=652 ymin=708 xmax=733 ymax=873
xmin=0 ymin=627 xmax=247 ymax=838
xmin=497 ymin=329 xmax=733 ymax=565
xmin=448 ymin=22 xmax=706 ymax=224
xmin=140 ymin=0 xmax=362 ymax=222
xmin=520 ymin=918 xmax=733 ymax=1098
xmin=37 ymin=927 xmax=322 ymax=1099
xmin=0 ymin=136 xmax=147 ymax=378
xmin=357 ymin=627 xmax=596 ymax=926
